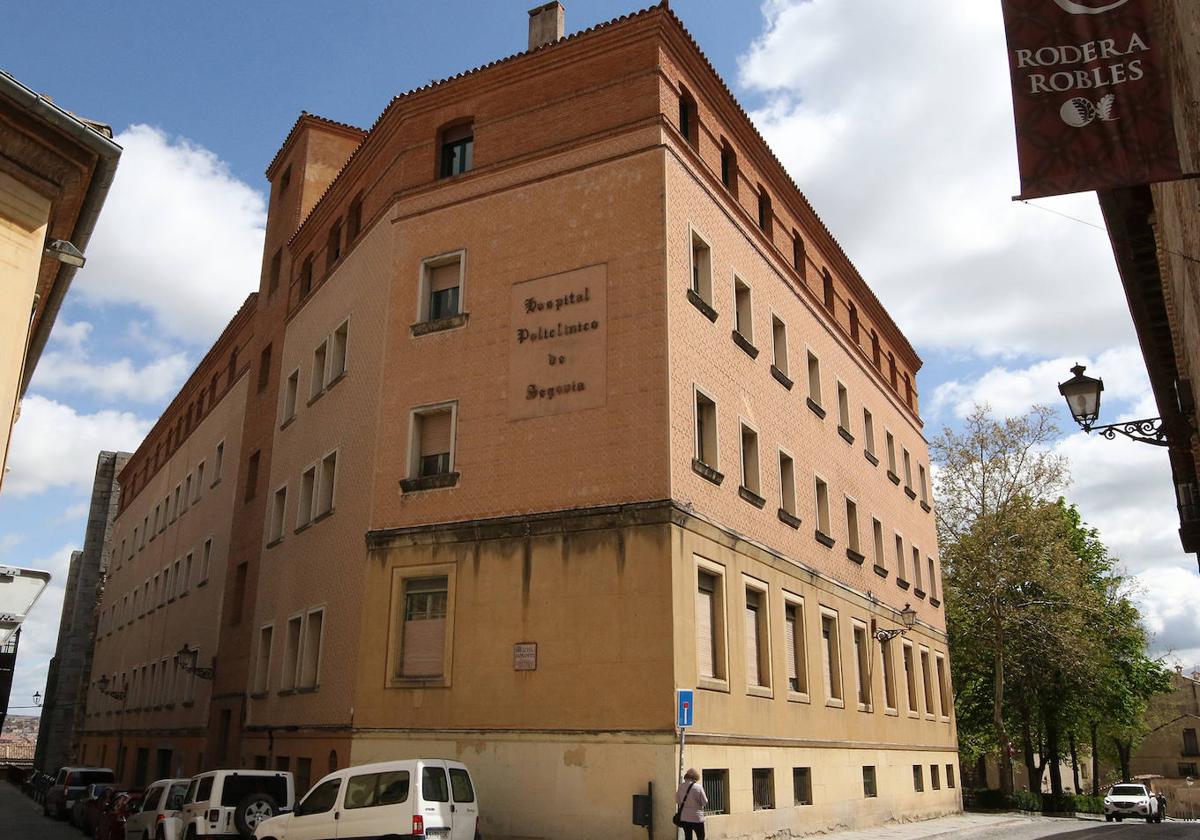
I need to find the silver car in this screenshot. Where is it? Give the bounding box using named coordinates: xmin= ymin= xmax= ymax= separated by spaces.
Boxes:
xmin=124 ymin=777 xmax=190 ymax=840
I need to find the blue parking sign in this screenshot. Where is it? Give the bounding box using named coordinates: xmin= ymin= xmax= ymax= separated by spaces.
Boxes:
xmin=677 ymin=689 xmax=694 ymax=728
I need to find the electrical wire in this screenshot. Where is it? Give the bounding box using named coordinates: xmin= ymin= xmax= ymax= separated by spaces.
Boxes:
xmin=1018 ymin=199 xmax=1200 ymax=266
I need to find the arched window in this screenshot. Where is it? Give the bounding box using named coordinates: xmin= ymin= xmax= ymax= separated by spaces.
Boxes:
xmin=848 ymin=302 xmax=860 ymax=344
xmin=757 ymin=186 xmax=772 ymax=236
xmin=822 ymin=268 xmax=835 ymax=313
xmin=888 ymin=352 xmax=897 ymax=390
xmin=438 ymin=120 xmax=474 ymax=178
xmin=346 ymin=193 xmax=363 ymax=243
xmin=903 ymin=372 xmax=913 ymax=409
xmin=870 ymin=330 xmax=881 ymax=368
xmin=720 ymin=140 xmax=737 ymax=195
xmin=792 ymin=231 xmax=806 ymax=279
xmin=679 ymin=85 xmax=698 ymax=147
xmin=299 ymin=255 xmax=314 ymax=298
xmin=326 ymin=219 xmax=342 ymax=271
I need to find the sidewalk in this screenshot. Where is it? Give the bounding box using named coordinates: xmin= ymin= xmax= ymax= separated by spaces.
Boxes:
xmin=0 ymin=781 xmax=82 ymax=840
xmin=791 ymin=812 xmax=1088 ymax=840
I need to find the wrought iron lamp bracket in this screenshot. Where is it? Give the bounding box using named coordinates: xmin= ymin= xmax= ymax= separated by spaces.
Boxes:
xmin=1080 ymin=416 xmax=1169 ymax=447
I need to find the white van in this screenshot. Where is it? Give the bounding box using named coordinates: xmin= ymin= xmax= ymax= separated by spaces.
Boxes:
xmin=253 ymin=758 xmax=480 ymax=840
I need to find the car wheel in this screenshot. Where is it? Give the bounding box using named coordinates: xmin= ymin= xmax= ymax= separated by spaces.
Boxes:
xmin=184 ymin=827 xmax=197 ymax=840
xmin=233 ymin=792 xmax=278 ymax=838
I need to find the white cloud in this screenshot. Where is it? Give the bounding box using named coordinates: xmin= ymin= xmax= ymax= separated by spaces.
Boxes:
xmin=738 ymin=0 xmax=1134 ymax=358
xmin=8 ymin=543 xmax=78 ymax=718
xmin=5 ymin=395 xmax=150 ymax=497
xmin=51 ymin=321 xmax=93 ymax=352
xmin=31 ymin=348 xmax=192 ymax=404
xmin=929 ymin=345 xmax=1151 ymax=422
xmin=1134 ymin=567 xmax=1200 ymax=669
xmin=52 ymin=502 xmax=92 ymax=525
xmin=75 ymin=124 xmax=266 ymax=345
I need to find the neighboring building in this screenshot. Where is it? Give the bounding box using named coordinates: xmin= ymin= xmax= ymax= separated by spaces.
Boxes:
xmin=78 ymin=4 xmax=958 ymax=837
xmin=0 ymin=71 xmax=121 ymax=496
xmin=1128 ymin=669 xmax=1200 ymax=817
xmin=1097 ymin=0 xmax=1200 ymax=571
xmin=33 ymin=451 xmax=128 ymax=774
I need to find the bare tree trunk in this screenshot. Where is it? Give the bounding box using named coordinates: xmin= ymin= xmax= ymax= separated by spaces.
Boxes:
xmin=1022 ymin=712 xmax=1038 ymax=792
xmin=1090 ymin=722 xmax=1100 ymax=796
xmin=994 ymin=647 xmax=1013 ymax=794
xmin=1115 ymin=739 xmax=1132 ymax=782
xmin=1069 ymin=730 xmax=1081 ymax=794
xmin=1047 ymin=718 xmax=1063 ymax=796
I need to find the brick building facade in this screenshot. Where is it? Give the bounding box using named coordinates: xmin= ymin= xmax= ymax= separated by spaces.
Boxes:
xmin=77 ymin=4 xmax=958 ymax=837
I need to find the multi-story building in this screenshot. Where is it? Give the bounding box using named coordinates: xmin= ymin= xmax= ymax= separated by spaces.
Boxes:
xmin=0 ymin=70 xmax=121 ymax=496
xmin=79 ymin=4 xmax=958 ymax=836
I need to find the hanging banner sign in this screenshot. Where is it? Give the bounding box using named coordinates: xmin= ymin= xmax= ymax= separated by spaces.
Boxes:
xmin=1000 ymin=0 xmax=1185 ymax=199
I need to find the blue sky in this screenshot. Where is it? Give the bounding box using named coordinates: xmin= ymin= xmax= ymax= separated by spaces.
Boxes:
xmin=2 ymin=0 xmax=1197 ymax=716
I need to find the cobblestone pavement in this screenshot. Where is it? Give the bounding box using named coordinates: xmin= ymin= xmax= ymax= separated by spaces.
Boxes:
xmin=0 ymin=781 xmax=88 ymax=840
xmin=808 ymin=813 xmax=1199 ymax=840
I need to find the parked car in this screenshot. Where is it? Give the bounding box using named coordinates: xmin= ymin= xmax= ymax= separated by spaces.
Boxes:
xmin=44 ymin=767 xmax=116 ymax=820
xmin=1104 ymin=782 xmax=1162 ymax=823
xmin=125 ymin=777 xmax=189 ymax=840
xmin=254 ymin=758 xmax=480 ymax=840
xmin=75 ymin=784 xmax=117 ymax=832
xmin=95 ymin=791 xmax=145 ymax=840
xmin=177 ymin=769 xmax=294 ymax=839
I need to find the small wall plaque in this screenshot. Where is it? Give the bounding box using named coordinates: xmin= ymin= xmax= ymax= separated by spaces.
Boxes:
xmin=513 ymin=642 xmax=537 ymax=671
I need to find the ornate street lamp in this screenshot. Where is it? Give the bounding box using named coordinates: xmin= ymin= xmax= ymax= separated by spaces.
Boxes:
xmin=873 ymin=603 xmax=916 ymax=643
xmin=32 ymin=691 xmax=41 ymax=707
xmin=1058 ymin=364 xmax=1168 ymax=446
xmin=173 ymin=643 xmax=215 ymax=680
xmin=96 ymin=675 xmax=126 ymax=701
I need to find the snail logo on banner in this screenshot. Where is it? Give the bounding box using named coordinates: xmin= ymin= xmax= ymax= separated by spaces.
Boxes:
xmin=999 ymin=0 xmax=1185 ymax=199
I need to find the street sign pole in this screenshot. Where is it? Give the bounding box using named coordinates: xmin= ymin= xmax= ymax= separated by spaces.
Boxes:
xmin=675 ymin=688 xmax=694 ymax=839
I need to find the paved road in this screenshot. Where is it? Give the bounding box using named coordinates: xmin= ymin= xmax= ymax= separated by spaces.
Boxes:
xmin=0 ymin=781 xmax=86 ymax=840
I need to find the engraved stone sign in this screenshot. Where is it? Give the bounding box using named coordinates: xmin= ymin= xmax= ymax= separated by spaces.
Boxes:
xmin=509 ymin=264 xmax=607 ymax=419
xmin=513 ymin=642 xmax=538 ymax=671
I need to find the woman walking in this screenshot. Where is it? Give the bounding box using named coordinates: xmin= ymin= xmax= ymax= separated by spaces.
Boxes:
xmin=674 ymin=768 xmax=708 ymax=839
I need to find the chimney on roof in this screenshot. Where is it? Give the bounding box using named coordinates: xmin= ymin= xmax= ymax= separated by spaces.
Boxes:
xmin=528 ymin=2 xmax=565 ymax=50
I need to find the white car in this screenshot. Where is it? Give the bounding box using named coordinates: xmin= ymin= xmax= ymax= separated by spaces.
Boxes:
xmin=124 ymin=777 xmax=189 ymax=840
xmin=254 ymin=758 xmax=480 ymax=840
xmin=178 ymin=769 xmax=294 ymax=839
xmin=1104 ymin=782 xmax=1161 ymax=823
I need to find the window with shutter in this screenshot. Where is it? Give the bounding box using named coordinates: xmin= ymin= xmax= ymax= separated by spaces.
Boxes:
xmin=785 ymin=603 xmax=805 ymax=694
xmin=745 ymin=590 xmax=761 ymax=687
xmin=428 ymin=262 xmax=461 ymax=320
xmin=821 ymin=614 xmax=841 ymax=701
xmin=400 ymin=577 xmax=448 ymax=678
xmin=418 ymin=411 xmax=453 ymax=477
xmin=697 ymin=573 xmax=716 ymax=679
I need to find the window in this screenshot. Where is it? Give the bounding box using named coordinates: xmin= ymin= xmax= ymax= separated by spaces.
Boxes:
xmin=744 ymin=585 xmax=769 ymax=689
xmin=918 ymin=464 xmax=929 ymax=504
xmin=346 ymin=195 xmax=363 ymax=243
xmin=1184 ymin=728 xmax=1199 ymax=755
xmin=411 ymin=406 xmax=455 ymax=478
xmin=398 ymin=577 xmax=448 ymax=678
xmin=282 ymin=615 xmax=302 ymax=690
xmin=903 ymin=642 xmax=918 ymax=713
xmin=326 ymin=219 xmax=342 ymax=270
xmin=345 ymin=769 xmax=411 ymax=809
xmin=258 ymin=343 xmax=272 ymax=393
xmin=316 ymin=451 xmax=337 ymax=517
xmin=171 ymin=559 xmax=182 ymax=598
xmin=195 ymin=462 xmax=205 ymax=500
xmin=752 ymin=768 xmax=775 ymax=810
xmin=421 ymin=253 xmax=463 ymax=322
xmin=822 ymin=268 xmax=835 ymax=313
xmin=885 ymin=431 xmax=897 ymax=476
xmin=821 ymin=612 xmax=842 ymax=703
xmin=230 ymin=562 xmax=248 ymax=626
xmin=310 ymin=340 xmax=328 ymax=399
xmin=254 ymin=625 xmax=273 ymax=694
xmin=330 ymin=319 xmax=349 ymax=380
xmin=701 ymin=770 xmax=728 ymax=815
xmin=297 ymin=466 xmax=316 ymax=528
xmin=172 ymin=486 xmax=181 ymax=521
xmin=913 ymin=765 xmax=925 ymax=792
xmin=298 ymin=609 xmax=324 ymax=688
xmin=279 ymin=164 xmax=292 ymax=192
xmin=913 ymin=547 xmax=923 ymax=590
xmin=814 ymin=476 xmax=831 ymax=538
xmin=862 ymin=766 xmax=877 ymax=798
xmin=903 ymin=447 xmax=913 ymax=490
xmin=200 ymin=538 xmax=212 ymax=583
xmin=931 ymin=764 xmax=941 ymax=790
xmin=921 ymin=648 xmax=935 ymax=716
xmin=244 ymin=450 xmax=261 ymax=503
xmin=733 ymin=277 xmax=753 ymax=343
xmin=849 ymin=301 xmax=860 ymax=343
xmin=720 ymin=142 xmax=738 ymax=195
xmin=792 ymin=231 xmax=806 ymax=278
xmin=214 ymin=441 xmax=224 ymax=483
xmin=282 ymin=369 xmax=299 ymax=423
xmin=837 ymin=383 xmax=851 ymax=432
xmin=881 ymin=637 xmax=897 ymax=710
xmin=696 ymin=567 xmax=725 ymax=681
xmin=936 ymin=654 xmax=951 ymax=717
xmin=183 ymin=475 xmax=192 ymax=512
xmin=845 ymin=498 xmax=861 ymax=555
xmin=807 ymin=351 xmax=822 ymax=407
xmin=888 ymin=352 xmax=898 ymax=389
xmin=268 ymin=248 xmax=282 ymax=294
xmin=793 ymin=767 xmax=812 ymax=805
xmin=739 ymin=424 xmax=760 ymax=498
xmin=853 ymin=623 xmax=871 ymax=709
xmin=778 ymin=452 xmax=796 ymax=518
xmin=1180 ymin=762 xmax=1198 ymax=777
xmin=757 ymin=186 xmax=772 ymax=236
xmin=439 ymin=123 xmax=473 ymax=177
xmin=694 ymin=390 xmax=718 ymax=469
xmin=689 ymin=229 xmax=712 ymax=305
xmin=771 ymin=315 xmax=788 ymax=376
xmin=678 ymin=87 xmax=698 ymax=146
xmin=183 ymin=552 xmax=193 ymax=595
xmin=784 ymin=600 xmax=807 ymax=695
xmin=269 ymin=485 xmax=288 ymax=543
xmin=946 ymin=764 xmax=956 ymax=789
xmin=299 ymin=255 xmax=313 ymax=298
xmin=895 ymin=533 xmax=907 ymax=581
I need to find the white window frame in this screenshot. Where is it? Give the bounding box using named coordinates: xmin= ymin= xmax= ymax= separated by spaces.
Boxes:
xmin=417 ymin=249 xmax=467 ymax=323
xmin=688 ymin=224 xmax=714 ymax=306
xmin=742 ymin=575 xmax=772 ymax=696
xmin=694 ymin=556 xmax=729 ymax=692
xmin=281 ymin=368 xmax=300 ymax=425
xmin=315 ymin=448 xmax=339 ymax=518
xmin=253 ymin=623 xmax=274 ymax=695
xmin=732 ymin=274 xmax=754 ymax=343
xmin=298 ymin=606 xmax=326 ymax=689
xmin=268 ymin=483 xmax=288 ymax=545
xmin=820 ymin=607 xmax=844 ymax=707
xmin=407 ymin=401 xmax=458 ymax=479
xmin=783 ymin=591 xmax=809 ymax=703
xmin=738 ymin=418 xmax=761 ymax=497
xmin=387 ymin=562 xmax=457 ymax=688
